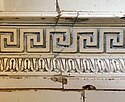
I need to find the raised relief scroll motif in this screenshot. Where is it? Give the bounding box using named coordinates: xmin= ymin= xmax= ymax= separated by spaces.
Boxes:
xmin=20 ymin=29 xmax=50 ymax=52
xmin=101 ymin=29 xmax=125 ymax=53
xmin=0 ymin=57 xmax=125 ymax=73
xmin=0 ymin=29 xmax=23 ymax=52
xmin=74 ymin=29 xmax=103 ymax=53
xmin=47 ymin=29 xmax=77 ymax=52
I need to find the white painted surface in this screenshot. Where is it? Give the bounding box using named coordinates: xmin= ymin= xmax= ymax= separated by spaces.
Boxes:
xmin=64 ymin=77 xmax=125 ymax=89
xmin=0 ymin=90 xmax=82 ymax=102
xmin=4 ymin=0 xmax=56 ymax=11
xmin=0 ymin=1 xmax=125 ymax=102
xmin=0 ymin=77 xmax=62 ymax=88
xmin=0 ymin=0 xmax=4 ymax=11
xmin=59 ymin=0 xmax=125 ymax=11
xmin=3 ymin=0 xmax=125 ymax=12
xmin=0 ymin=0 xmax=125 ymax=17
xmin=85 ymin=90 xmax=125 ymax=102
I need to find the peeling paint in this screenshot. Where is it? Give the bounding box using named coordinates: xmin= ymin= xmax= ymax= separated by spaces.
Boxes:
xmin=82 ymin=85 xmax=96 ymax=90
xmin=8 ymin=76 xmax=23 ymax=79
xmin=76 ymin=18 xmax=89 ymax=22
xmin=51 ymin=76 xmax=67 ymax=84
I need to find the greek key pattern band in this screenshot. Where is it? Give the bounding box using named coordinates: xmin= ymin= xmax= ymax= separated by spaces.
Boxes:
xmin=0 ymin=27 xmax=125 ymax=53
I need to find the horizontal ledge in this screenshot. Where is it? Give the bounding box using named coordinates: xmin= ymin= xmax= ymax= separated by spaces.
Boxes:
xmin=0 ymin=73 xmax=125 ymax=80
xmin=0 ymin=11 xmax=125 ymax=17
xmin=1 ymin=11 xmax=125 ymax=25
xmin=0 ymin=11 xmax=58 ymax=17
xmin=0 ymin=88 xmax=125 ymax=91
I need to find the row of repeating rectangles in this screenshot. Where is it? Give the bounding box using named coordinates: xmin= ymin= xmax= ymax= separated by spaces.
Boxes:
xmin=0 ymin=28 xmax=124 ymax=53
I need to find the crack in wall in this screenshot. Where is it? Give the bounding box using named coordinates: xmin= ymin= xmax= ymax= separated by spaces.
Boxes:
xmin=56 ymin=0 xmax=61 ymax=15
xmin=72 ymin=12 xmax=79 ymax=27
xmin=56 ymin=0 xmax=61 ymax=25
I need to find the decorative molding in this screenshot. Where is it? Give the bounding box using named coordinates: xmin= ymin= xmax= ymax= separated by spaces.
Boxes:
xmin=0 ymin=27 xmax=125 ymax=53
xmin=51 ymin=29 xmax=77 ymax=52
xmin=21 ymin=29 xmax=50 ymax=52
xmin=75 ymin=28 xmax=103 ymax=53
xmin=0 ymin=57 xmax=125 ymax=73
xmin=101 ymin=29 xmax=125 ymax=53
xmin=0 ymin=29 xmax=23 ymax=52
xmin=0 ymin=27 xmax=125 ymax=74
